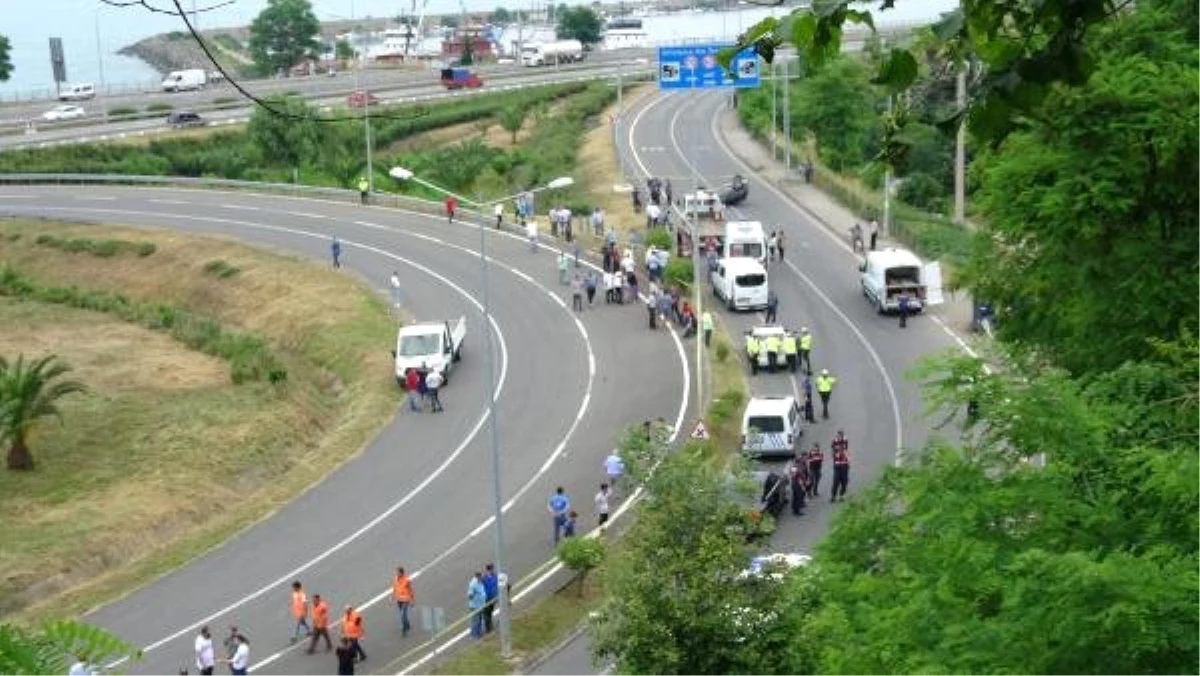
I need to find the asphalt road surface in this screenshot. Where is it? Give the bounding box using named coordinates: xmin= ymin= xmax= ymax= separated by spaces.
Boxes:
xmin=528 ymin=88 xmax=967 ymax=675
xmin=0 ymin=186 xmax=691 ymax=675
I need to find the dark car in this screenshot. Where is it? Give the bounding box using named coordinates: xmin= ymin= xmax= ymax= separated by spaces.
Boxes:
xmin=167 ymin=111 xmax=205 ymax=128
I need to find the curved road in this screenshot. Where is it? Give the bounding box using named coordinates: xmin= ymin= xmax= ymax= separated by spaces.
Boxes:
xmin=530 ymin=87 xmax=968 ymax=675
xmin=0 ymin=186 xmax=690 ymax=674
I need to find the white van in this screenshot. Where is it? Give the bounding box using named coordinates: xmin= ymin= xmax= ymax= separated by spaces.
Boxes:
xmin=161 ymin=69 xmax=207 ymax=92
xmin=58 ymin=83 xmax=95 ymax=101
xmin=723 ymin=220 xmax=767 ymax=266
xmin=712 ymin=257 xmax=769 ymax=311
xmin=741 ymin=396 xmax=803 ymax=457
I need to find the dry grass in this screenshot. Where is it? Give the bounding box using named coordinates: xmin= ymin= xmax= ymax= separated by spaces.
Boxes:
xmin=574 ymin=84 xmax=654 ymax=246
xmin=0 ymin=218 xmax=397 ymax=623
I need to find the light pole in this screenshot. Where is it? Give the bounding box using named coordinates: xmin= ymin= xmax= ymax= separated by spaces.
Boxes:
xmin=388 ymin=167 xmax=574 ymax=660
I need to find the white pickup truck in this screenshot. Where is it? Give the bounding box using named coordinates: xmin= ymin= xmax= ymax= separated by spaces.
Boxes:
xmin=393 ymin=317 xmax=466 ymax=385
xmin=859 ymin=248 xmax=944 ymax=314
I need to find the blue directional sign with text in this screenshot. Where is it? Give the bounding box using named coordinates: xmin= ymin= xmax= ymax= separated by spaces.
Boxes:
xmin=657 ymin=44 xmax=760 ymax=90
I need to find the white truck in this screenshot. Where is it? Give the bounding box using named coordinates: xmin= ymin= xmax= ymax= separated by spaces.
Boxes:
xmin=161 ymin=69 xmax=207 ymax=92
xmin=722 ymin=220 xmax=767 ymax=267
xmin=520 ymin=40 xmax=584 ymax=66
xmin=393 ymin=317 xmax=466 ymax=385
xmin=858 ymin=247 xmax=944 ymax=314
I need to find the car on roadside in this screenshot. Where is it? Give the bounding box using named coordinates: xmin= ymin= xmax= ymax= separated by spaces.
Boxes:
xmin=346 ymin=90 xmax=381 ymax=107
xmin=166 ymin=110 xmax=206 ymax=128
xmin=41 ymin=105 xmax=86 ymax=122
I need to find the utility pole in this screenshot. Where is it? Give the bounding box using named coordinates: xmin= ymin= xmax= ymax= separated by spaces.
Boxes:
xmin=94 ymin=12 xmax=106 ymax=92
xmin=352 ymin=1 xmax=374 ymax=193
xmin=770 ymin=60 xmax=777 ymax=160
xmin=953 ymin=63 xmax=966 ymax=224
xmin=782 ymin=58 xmax=791 ymax=171
xmin=882 ymin=94 xmax=893 ymax=236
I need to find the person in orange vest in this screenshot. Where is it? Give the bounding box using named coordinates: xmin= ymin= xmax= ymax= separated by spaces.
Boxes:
xmin=307 ymin=594 xmax=333 ymax=654
xmin=831 ymin=444 xmax=851 ymax=502
xmin=341 ymin=606 xmax=366 ymax=662
xmin=393 ymin=566 xmax=414 ymax=636
xmin=290 ymin=580 xmax=310 ymax=644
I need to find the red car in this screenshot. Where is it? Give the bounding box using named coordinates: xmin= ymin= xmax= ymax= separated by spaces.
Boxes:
xmin=347 ymin=91 xmax=381 ymax=107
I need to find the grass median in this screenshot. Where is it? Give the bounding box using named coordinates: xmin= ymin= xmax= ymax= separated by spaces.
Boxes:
xmin=0 ymin=218 xmax=398 ymax=623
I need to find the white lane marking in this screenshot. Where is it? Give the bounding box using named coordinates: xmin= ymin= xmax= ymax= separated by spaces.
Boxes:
xmin=148 ymin=198 xmax=188 ymax=205
xmin=0 ymin=195 xmax=36 ymax=199
xmin=22 ymin=206 xmax=510 ymax=668
xmin=72 ymin=195 xmax=116 ymax=201
xmin=219 ymin=204 xmax=260 ymax=211
xmin=645 ymin=92 xmax=906 ymax=459
xmin=285 ymin=210 xmax=325 ymax=219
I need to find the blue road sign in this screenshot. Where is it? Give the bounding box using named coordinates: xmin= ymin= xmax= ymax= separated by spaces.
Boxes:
xmin=657 ymin=44 xmax=760 ymax=90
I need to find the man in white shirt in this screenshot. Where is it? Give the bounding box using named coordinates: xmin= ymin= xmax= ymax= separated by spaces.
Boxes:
xmin=526 ymin=219 xmax=538 ymax=252
xmin=645 ymin=202 xmax=661 ymax=228
xmin=868 ymin=218 xmax=880 ymax=250
xmin=494 ymin=203 xmax=504 ymax=229
xmin=595 ymin=482 xmax=611 ymax=526
xmin=223 ymin=633 xmax=250 ymax=676
xmin=424 ymin=367 xmax=444 ymax=412
xmin=604 ymin=452 xmax=625 ymax=498
xmin=389 ymin=271 xmax=402 ymax=308
xmin=195 ymin=625 xmax=216 ymax=675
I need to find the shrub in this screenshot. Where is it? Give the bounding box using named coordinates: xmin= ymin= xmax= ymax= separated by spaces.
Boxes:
xmin=34 ymin=234 xmax=155 ymax=258
xmin=897 ymin=172 xmax=945 ymax=212
xmin=643 ymin=228 xmax=672 ymax=251
xmin=211 ymin=97 xmax=239 ymax=109
xmin=145 ymin=102 xmax=173 ymax=113
xmin=107 ymin=106 xmax=137 ymax=118
xmin=708 ymin=388 xmax=745 ymax=427
xmin=663 ymin=258 xmax=694 ymax=289
xmin=714 ymin=339 xmax=730 ymax=363
xmin=203 ymin=259 xmax=241 ymax=279
xmin=556 ymin=537 xmax=606 ymax=594
xmin=135 ymin=242 xmax=157 ymax=257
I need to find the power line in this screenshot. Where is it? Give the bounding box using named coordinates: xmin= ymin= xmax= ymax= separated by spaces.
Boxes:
xmin=99 ymin=0 xmax=234 ymax=15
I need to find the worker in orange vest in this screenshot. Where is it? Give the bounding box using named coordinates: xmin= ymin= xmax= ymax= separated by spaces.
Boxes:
xmin=306 ymin=594 xmax=332 ymax=654
xmin=290 ymin=580 xmax=310 ymax=644
xmin=341 ymin=606 xmax=366 ymax=662
xmin=393 ymin=566 xmax=414 ymax=636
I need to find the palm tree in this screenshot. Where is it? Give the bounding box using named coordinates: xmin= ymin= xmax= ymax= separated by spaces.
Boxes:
xmin=0 ymin=354 xmax=87 ymax=471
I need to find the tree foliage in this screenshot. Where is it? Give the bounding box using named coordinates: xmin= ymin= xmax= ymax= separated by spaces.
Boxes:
xmin=0 ymin=619 xmax=138 ymax=675
xmin=497 ymin=105 xmax=525 ymax=144
xmin=248 ymin=0 xmax=321 ymax=77
xmin=555 ymin=6 xmax=602 ymax=45
xmin=0 ymin=35 xmax=12 ymax=82
xmin=334 ymin=38 xmax=354 ymax=61
xmin=1 ymin=354 xmax=87 ymax=470
xmin=960 ymin=2 xmax=1199 ymax=374
xmin=557 ymin=536 xmax=606 ymax=595
xmin=490 ymin=6 xmax=511 ymax=23
xmin=246 ymin=95 xmax=321 ymax=167
xmin=788 ymin=56 xmax=879 ymax=171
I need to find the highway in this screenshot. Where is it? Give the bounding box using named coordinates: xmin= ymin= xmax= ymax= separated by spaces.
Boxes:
xmin=529 ymin=87 xmax=968 ymax=674
xmin=0 ymin=186 xmax=691 ymax=674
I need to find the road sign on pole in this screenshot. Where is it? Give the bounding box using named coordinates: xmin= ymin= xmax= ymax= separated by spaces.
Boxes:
xmin=49 ymin=38 xmax=68 ymax=95
xmin=657 ymin=44 xmax=760 ymax=90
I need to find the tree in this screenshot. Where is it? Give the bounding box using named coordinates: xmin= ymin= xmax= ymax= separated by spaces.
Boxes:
xmin=788 ymin=56 xmax=880 ymax=171
xmin=246 ymin=95 xmax=321 ymax=168
xmin=458 ymin=37 xmax=474 ymax=66
xmin=248 ymin=0 xmax=321 ymax=77
xmin=497 ymin=105 xmax=525 ymax=144
xmin=555 ymin=6 xmax=602 ymax=44
xmin=0 ymin=619 xmax=139 ymax=674
xmin=334 ymin=38 xmax=354 ymax=61
xmin=0 ymin=35 xmax=12 ymax=82
xmin=960 ymin=1 xmax=1199 ymax=374
xmin=0 ymin=354 xmax=87 ymax=470
xmin=556 ymin=537 xmax=606 ymax=595
xmin=490 ymin=6 xmax=511 ymax=23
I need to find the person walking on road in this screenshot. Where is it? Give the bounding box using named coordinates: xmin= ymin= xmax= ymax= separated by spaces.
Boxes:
xmin=788 ymin=456 xmax=808 ymax=515
xmin=604 ymin=451 xmax=625 ymax=499
xmin=831 ymin=443 xmax=851 ymax=502
xmin=223 ymin=627 xmax=241 ymax=669
xmin=330 ymin=236 xmax=342 ymax=269
xmin=494 ymin=203 xmax=504 ymax=229
xmin=571 ymin=273 xmax=584 ymax=312
xmin=445 ymin=196 xmax=456 ymax=223
xmin=783 ymin=330 xmax=798 ymax=373
xmin=701 ymin=310 xmax=714 ymax=347
xmin=424 ymin=368 xmax=444 ymax=413
xmin=868 ymin=218 xmax=879 ymax=250
xmin=776 ymin=231 xmax=786 ymax=262
xmin=389 ymin=271 xmax=402 ymax=309
xmin=307 ymin=594 xmax=333 ymax=653
xmin=798 ymin=328 xmax=813 ymax=375
xmin=816 ymin=369 xmax=837 ymax=419
xmin=563 ymin=510 xmax=578 ymax=538
xmin=392 ymin=567 xmax=414 ymax=636
xmin=289 ymin=581 xmax=311 ymax=644
xmin=548 ymin=486 xmax=571 ymax=544
xmin=357 ymin=176 xmax=369 ymax=205
xmin=335 ymin=637 xmax=355 ymax=676
xmin=467 ymin=572 xmax=487 ymax=638
xmin=585 ymin=271 xmax=598 ymax=306
xmin=557 ymin=251 xmax=571 ymax=285
xmin=805 ymin=442 xmax=824 ymax=497
xmin=802 ymin=374 xmax=816 ymax=423
xmin=404 ymin=368 xmax=422 ymax=413
xmin=526 ymin=218 xmax=538 ymax=252
xmin=898 ymin=291 xmax=911 ymax=328
xmin=221 ymin=634 xmax=250 ymax=676
xmin=481 ymin=564 xmax=499 ymax=634
xmin=595 ymin=482 xmax=612 ymax=527
xmin=765 ymin=290 xmax=779 ymax=324
xmin=195 ymin=626 xmax=215 ymax=676
xmin=341 ymin=606 xmax=366 ymax=662
xmin=768 ymin=231 xmax=778 ymax=262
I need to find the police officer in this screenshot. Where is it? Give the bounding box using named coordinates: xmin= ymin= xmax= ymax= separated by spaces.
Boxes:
xmin=831 ymin=443 xmax=851 ymax=502
xmin=798 ymin=327 xmax=813 ymax=375
xmin=745 ymin=333 xmax=761 ymax=375
xmin=765 ymin=290 xmax=779 ymax=323
xmin=782 ymin=330 xmax=798 ymax=373
xmin=898 ymin=291 xmax=911 ymax=328
xmin=788 ymin=455 xmax=808 ymax=516
xmin=831 ymin=429 xmax=849 ymax=456
xmin=805 ymin=442 xmax=823 ymax=497
xmin=816 ymin=368 xmax=836 ymax=419
xmin=765 ymin=331 xmax=781 ymax=373
xmin=357 ymin=176 xmax=369 ymax=205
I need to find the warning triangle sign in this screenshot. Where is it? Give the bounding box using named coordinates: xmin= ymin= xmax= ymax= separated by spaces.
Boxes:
xmin=690 ymin=419 xmax=710 ymax=440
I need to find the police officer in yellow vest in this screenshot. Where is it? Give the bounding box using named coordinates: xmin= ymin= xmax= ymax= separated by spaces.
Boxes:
xmin=357 ymin=176 xmax=370 ymax=205
xmin=745 ymin=333 xmax=761 ymax=375
xmin=782 ymin=331 xmax=799 ymax=373
xmin=816 ymin=368 xmax=837 ymax=419
xmin=799 ymin=327 xmax=813 ymax=375
xmin=765 ymin=332 xmax=782 ymax=373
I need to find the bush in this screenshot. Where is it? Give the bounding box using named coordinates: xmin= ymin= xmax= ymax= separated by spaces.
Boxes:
xmin=708 ymin=388 xmax=745 ymax=428
xmin=663 ymin=258 xmax=694 ymax=289
xmin=897 ymin=172 xmax=945 ymax=212
xmin=107 ymin=106 xmax=137 ymax=118
xmin=643 ymin=228 xmax=672 ymax=251
xmin=203 ymin=259 xmax=241 ymax=279
xmin=714 ymin=339 xmax=730 ymax=363
xmin=34 ymin=234 xmax=156 ymax=258
xmin=211 ymin=97 xmax=239 ymax=109
xmin=145 ymin=102 xmax=173 ymax=113
xmin=556 ymin=537 xmax=606 ymax=595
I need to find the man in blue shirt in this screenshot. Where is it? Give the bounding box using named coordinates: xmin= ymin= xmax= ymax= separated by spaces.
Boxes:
xmin=481 ymin=564 xmax=499 ymax=634
xmin=547 ymin=487 xmax=571 ymax=544
xmin=467 ymin=572 xmax=486 ymax=638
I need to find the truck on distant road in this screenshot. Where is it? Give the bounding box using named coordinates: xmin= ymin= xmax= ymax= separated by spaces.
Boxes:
xmin=858 ymin=247 xmax=944 ymax=314
xmin=520 ymin=40 xmax=584 ymax=66
xmin=161 ymin=69 xmax=207 ymax=92
xmin=393 ymin=317 xmax=467 ymax=385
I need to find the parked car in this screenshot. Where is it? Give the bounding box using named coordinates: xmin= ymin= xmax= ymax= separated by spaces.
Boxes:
xmin=58 ymin=83 xmax=95 ymax=101
xmin=347 ymin=90 xmax=381 ymax=107
xmin=41 ymin=105 xmax=86 ymax=121
xmin=166 ymin=110 xmax=206 ymax=128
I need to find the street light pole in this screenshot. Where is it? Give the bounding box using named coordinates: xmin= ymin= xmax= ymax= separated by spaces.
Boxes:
xmin=953 ymin=63 xmax=966 ymax=224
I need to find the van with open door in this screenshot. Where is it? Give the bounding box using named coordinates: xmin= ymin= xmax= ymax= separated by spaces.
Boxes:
xmin=858 ymin=247 xmax=944 ymax=314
